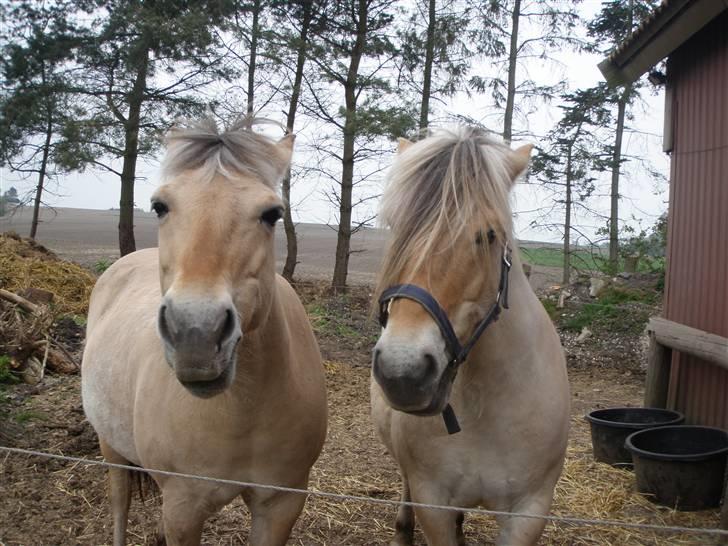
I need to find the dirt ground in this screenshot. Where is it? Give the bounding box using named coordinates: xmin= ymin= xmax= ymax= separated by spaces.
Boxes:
xmin=0 ymin=279 xmax=722 ymax=546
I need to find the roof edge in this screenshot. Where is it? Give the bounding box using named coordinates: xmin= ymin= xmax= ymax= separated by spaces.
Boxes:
xmin=599 ymin=0 xmax=728 ymax=86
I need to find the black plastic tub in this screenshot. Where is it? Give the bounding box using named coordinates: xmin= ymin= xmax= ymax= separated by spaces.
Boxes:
xmin=585 ymin=408 xmax=684 ymax=466
xmin=626 ymin=425 xmax=728 ymax=510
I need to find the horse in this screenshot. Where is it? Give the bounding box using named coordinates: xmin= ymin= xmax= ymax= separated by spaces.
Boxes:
xmin=370 ymin=126 xmax=570 ymax=546
xmin=82 ymin=118 xmax=327 ymax=546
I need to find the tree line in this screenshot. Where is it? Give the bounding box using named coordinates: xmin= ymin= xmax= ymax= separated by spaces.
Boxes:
xmin=0 ymin=0 xmax=662 ymax=289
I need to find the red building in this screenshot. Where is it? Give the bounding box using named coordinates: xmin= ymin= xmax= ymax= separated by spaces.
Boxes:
xmin=600 ymin=0 xmax=728 ymax=428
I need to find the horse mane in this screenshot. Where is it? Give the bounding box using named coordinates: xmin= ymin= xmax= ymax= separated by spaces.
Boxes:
xmin=162 ymin=116 xmax=287 ymax=187
xmin=376 ymin=125 xmax=515 ymax=293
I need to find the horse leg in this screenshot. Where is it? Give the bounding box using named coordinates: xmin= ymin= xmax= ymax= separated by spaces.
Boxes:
xmin=99 ymin=440 xmax=132 ymax=546
xmin=455 ymin=511 xmax=466 ymax=546
xmin=413 ymin=504 xmax=464 ymax=546
xmin=494 ymin=491 xmax=554 ymax=546
xmin=390 ymin=477 xmax=415 ymax=546
xmin=245 ymin=488 xmax=307 ymax=546
xmin=158 ymin=479 xmax=231 ymax=546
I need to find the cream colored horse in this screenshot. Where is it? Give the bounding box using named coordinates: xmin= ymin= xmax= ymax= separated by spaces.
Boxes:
xmin=371 ymin=127 xmax=569 ymax=546
xmin=82 ymin=118 xmax=327 ymax=546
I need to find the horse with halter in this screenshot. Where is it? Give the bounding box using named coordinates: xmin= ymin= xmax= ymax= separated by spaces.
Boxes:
xmin=82 ymin=118 xmax=327 ymax=546
xmin=371 ymin=126 xmax=570 ymax=546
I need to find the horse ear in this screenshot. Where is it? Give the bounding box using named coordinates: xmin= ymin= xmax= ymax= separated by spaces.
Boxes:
xmin=509 ymin=144 xmax=533 ymax=181
xmin=277 ymin=134 xmax=295 ymax=163
xmin=274 ymin=134 xmax=296 ymax=177
xmin=397 ymin=137 xmax=413 ymax=154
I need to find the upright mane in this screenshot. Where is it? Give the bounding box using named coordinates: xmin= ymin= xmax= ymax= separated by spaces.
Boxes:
xmin=162 ymin=116 xmax=287 ymax=187
xmin=376 ymin=125 xmax=515 ymax=292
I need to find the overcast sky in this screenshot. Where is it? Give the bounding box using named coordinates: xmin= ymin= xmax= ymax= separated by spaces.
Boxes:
xmin=1 ymin=2 xmax=669 ymax=244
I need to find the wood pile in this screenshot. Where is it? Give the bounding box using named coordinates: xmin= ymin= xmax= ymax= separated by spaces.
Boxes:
xmin=0 ymin=232 xmax=94 ymax=384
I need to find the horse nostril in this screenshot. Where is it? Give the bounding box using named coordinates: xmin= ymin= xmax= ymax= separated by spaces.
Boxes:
xmin=216 ymin=308 xmax=237 ymax=352
xmin=158 ymin=304 xmax=172 ymax=342
xmin=423 ymin=353 xmax=437 ymax=381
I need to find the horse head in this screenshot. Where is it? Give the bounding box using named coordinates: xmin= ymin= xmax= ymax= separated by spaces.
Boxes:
xmin=151 ymin=118 xmax=293 ymax=397
xmin=373 ymin=129 xmax=531 ymax=417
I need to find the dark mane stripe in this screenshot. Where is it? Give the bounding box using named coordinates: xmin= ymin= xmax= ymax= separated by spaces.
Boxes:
xmin=376 ymin=126 xmax=515 ymax=294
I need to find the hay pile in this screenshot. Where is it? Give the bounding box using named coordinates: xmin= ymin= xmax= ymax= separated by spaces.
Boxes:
xmin=0 ymin=232 xmax=95 ymax=382
xmin=0 ymin=231 xmax=94 ymax=315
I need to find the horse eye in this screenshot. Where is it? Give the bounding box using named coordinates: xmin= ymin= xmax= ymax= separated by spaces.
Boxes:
xmin=151 ymin=201 xmax=169 ymax=218
xmin=476 ymin=229 xmax=497 ymax=246
xmin=260 ymin=206 xmax=283 ymax=227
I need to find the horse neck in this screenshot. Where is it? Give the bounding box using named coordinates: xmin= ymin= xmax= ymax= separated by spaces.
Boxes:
xmin=456 ymin=251 xmax=539 ymax=385
xmin=232 ymin=283 xmax=291 ymax=388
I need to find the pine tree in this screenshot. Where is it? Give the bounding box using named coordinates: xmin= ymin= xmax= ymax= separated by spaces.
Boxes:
xmin=397 ymin=0 xmax=471 ymax=131
xmin=531 ymin=85 xmax=615 ymax=283
xmin=587 ymin=0 xmax=660 ymax=270
xmin=55 ymin=0 xmax=236 ymax=256
xmin=469 ymin=0 xmax=581 ymax=142
xmin=0 ymin=1 xmax=79 ymax=239
xmin=304 ymin=0 xmax=416 ymax=290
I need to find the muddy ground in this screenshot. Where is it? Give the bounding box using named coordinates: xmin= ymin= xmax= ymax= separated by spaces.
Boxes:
xmin=0 ymin=282 xmax=721 ymax=545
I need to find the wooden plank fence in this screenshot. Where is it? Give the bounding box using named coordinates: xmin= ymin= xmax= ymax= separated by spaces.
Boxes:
xmin=644 ymin=317 xmax=728 ymax=540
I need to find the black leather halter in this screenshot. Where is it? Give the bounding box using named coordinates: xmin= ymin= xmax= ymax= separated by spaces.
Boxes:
xmin=378 ymin=243 xmax=513 ymax=435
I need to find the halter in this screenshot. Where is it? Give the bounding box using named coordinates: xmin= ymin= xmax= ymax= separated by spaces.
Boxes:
xmin=378 ymin=243 xmax=513 ymax=435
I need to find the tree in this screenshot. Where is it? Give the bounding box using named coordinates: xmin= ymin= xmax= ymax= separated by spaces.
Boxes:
xmin=304 ymin=0 xmax=416 ymax=290
xmin=267 ymin=0 xmax=329 ymax=281
xmin=0 ymin=1 xmax=78 ymax=239
xmin=531 ymin=86 xmax=614 ymax=283
xmin=396 ymin=0 xmax=471 ymax=131
xmin=587 ymin=0 xmax=659 ymax=269
xmin=56 ymin=0 xmax=235 ymax=256
xmin=469 ymin=0 xmax=582 ymax=142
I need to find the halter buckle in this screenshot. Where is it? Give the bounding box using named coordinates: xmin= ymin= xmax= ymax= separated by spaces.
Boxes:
xmin=503 ymin=244 xmax=512 ymax=268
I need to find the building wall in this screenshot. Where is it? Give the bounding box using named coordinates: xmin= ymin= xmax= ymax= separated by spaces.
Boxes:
xmin=664 ymin=11 xmax=728 ymax=427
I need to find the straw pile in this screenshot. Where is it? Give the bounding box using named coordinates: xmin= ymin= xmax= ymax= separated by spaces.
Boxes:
xmin=0 ymin=232 xmax=94 ymax=382
xmin=0 ymin=231 xmax=94 ymax=316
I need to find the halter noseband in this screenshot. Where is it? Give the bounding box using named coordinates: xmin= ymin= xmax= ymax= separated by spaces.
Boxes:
xmin=377 ymin=243 xmax=513 ymax=435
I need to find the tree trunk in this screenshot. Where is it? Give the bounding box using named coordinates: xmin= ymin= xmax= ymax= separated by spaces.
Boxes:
xmin=282 ymin=1 xmax=313 ymax=282
xmin=419 ymin=0 xmax=436 ymax=131
xmin=608 ymin=84 xmax=630 ymax=269
xmin=608 ymin=0 xmax=634 ymax=270
xmin=503 ymin=0 xmax=521 ymax=143
xmin=246 ymin=0 xmax=261 ymax=117
xmin=118 ymin=47 xmax=149 ymax=257
xmin=332 ymin=0 xmax=368 ymax=291
xmin=30 ymin=92 xmax=53 ymax=241
xmin=563 ymin=146 xmax=573 ymax=285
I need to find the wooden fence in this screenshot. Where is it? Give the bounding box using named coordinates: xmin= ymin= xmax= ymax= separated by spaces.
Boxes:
xmin=644 ymin=316 xmax=728 ymax=539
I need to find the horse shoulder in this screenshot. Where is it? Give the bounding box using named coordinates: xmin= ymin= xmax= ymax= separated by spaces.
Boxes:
xmin=274 ymin=275 xmax=321 ymax=363
xmin=82 ymin=248 xmax=162 ymax=464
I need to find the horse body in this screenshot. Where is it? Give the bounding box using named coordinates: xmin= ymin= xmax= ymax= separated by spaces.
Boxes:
xmin=371 ymin=129 xmax=569 ymax=546
xmin=82 ymin=119 xmax=326 ymax=546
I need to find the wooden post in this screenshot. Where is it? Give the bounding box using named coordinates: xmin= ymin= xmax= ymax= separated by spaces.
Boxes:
xmin=721 ymin=461 xmax=728 ymax=544
xmin=644 ymin=331 xmax=672 ymax=408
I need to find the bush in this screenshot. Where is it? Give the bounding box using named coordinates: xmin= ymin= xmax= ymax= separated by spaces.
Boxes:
xmin=562 ymin=286 xmax=655 ymax=334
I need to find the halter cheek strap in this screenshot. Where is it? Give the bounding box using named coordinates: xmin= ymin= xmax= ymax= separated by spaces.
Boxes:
xmin=378 ymin=244 xmax=512 ymax=435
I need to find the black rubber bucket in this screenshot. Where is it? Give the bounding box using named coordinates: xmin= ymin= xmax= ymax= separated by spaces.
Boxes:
xmin=626 ymin=425 xmax=728 ymax=510
xmin=585 ymin=408 xmax=684 ymax=466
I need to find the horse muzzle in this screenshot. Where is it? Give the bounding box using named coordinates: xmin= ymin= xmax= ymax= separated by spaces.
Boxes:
xmin=157 ymin=295 xmax=242 ymax=398
xmin=372 ymin=344 xmax=454 ymax=415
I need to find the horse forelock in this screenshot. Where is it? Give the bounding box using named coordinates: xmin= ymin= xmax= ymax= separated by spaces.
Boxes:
xmin=161 ymin=116 xmax=287 ymax=188
xmin=376 ymin=126 xmax=514 ymax=295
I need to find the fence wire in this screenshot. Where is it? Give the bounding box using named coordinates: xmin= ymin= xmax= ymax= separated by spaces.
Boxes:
xmin=1 ymin=444 xmax=727 ymax=539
